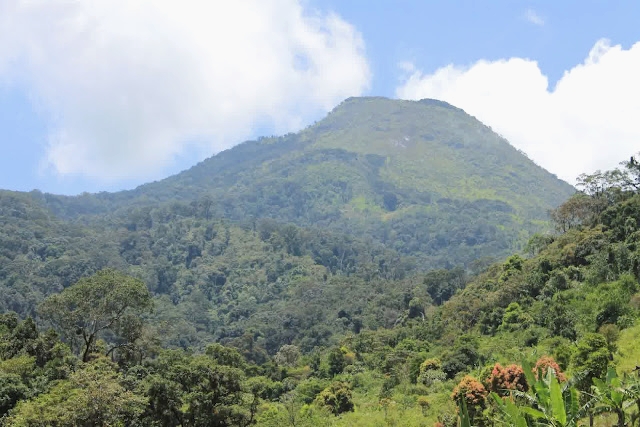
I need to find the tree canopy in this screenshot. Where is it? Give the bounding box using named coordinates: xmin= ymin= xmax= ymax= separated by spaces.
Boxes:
xmin=39 ymin=269 xmax=153 ymax=362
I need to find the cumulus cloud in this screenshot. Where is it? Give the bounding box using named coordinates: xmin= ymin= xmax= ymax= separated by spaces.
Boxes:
xmin=525 ymin=8 xmax=545 ymax=26
xmin=396 ymin=39 xmax=640 ymax=184
xmin=0 ymin=0 xmax=370 ymax=182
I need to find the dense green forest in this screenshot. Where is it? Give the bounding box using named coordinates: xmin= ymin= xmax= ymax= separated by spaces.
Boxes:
xmin=0 ymin=97 xmax=573 ymax=355
xmin=0 ymin=188 xmax=437 ymax=353
xmin=3 ymin=155 xmax=640 ymax=425
xmin=36 ymin=98 xmax=574 ymax=267
xmin=4 ymin=97 xmax=639 ymax=426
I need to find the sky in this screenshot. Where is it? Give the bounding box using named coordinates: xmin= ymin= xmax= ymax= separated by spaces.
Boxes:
xmin=0 ymin=1 xmax=639 ymax=195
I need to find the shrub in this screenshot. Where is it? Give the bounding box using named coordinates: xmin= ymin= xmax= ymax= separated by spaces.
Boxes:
xmin=485 ymin=363 xmax=528 ymax=395
xmin=417 ymin=358 xmax=446 ymax=386
xmin=416 ymin=395 xmax=430 ymax=416
xmin=451 ymin=375 xmax=487 ymax=423
xmin=314 ymin=382 xmax=354 ymax=415
xmin=420 ymin=358 xmax=442 ymax=373
xmin=533 ymin=356 xmax=567 ymax=382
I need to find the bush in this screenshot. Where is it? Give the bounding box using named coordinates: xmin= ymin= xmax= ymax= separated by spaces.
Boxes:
xmin=314 ymin=382 xmax=354 ymax=415
xmin=534 ymin=356 xmax=566 ymax=382
xmin=451 ymin=376 xmax=487 ymax=423
xmin=416 ymin=395 xmax=430 ymax=416
xmin=295 ymin=378 xmax=329 ymax=404
xmin=441 ymin=336 xmax=481 ymax=378
xmin=485 ymin=363 xmax=528 ymax=395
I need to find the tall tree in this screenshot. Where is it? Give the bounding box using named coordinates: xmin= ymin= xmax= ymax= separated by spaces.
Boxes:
xmin=39 ymin=269 xmax=153 ymax=362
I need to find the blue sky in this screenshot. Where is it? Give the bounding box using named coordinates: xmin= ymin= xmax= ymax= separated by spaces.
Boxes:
xmin=315 ymin=0 xmax=639 ymax=91
xmin=1 ymin=0 xmax=639 ymax=195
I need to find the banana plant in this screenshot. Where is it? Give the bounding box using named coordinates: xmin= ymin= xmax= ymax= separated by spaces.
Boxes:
xmin=592 ymin=367 xmax=640 ymax=427
xmin=592 ymin=367 xmax=635 ymax=427
xmin=492 ymin=363 xmax=593 ymax=427
xmin=459 ymin=399 xmax=472 ymax=427
xmin=491 ymin=393 xmax=529 ymax=427
xmin=628 ymin=378 xmax=640 ymax=426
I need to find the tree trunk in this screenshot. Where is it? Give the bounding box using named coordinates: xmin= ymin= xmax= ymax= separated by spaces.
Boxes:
xmin=82 ymin=335 xmax=95 ymax=362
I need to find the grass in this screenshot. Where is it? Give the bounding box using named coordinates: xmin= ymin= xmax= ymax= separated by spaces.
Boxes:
xmin=614 ymin=321 xmax=640 ymax=374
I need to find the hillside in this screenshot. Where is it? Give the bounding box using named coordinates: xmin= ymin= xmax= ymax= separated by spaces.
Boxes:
xmin=2 ymin=154 xmax=640 ymax=426
xmin=40 ymin=97 xmax=574 ymax=267
xmin=1 ymin=96 xmax=576 ymax=357
xmin=0 ymin=190 xmax=420 ymax=353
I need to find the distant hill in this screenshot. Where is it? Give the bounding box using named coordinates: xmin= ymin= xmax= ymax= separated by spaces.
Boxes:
xmin=40 ymin=97 xmax=574 ymax=267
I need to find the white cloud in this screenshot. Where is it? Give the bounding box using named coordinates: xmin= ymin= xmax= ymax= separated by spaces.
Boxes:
xmin=525 ymin=8 xmax=545 ymax=26
xmin=396 ymin=39 xmax=640 ymax=184
xmin=0 ymin=0 xmax=370 ymax=182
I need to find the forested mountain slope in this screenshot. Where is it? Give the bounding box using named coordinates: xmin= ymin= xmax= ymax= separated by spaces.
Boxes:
xmin=0 ymin=98 xmax=573 ymax=353
xmin=0 ymin=190 xmax=422 ymax=353
xmin=2 ymin=156 xmax=640 ymax=426
xmin=0 ymin=96 xmax=575 ymax=360
xmin=39 ymin=97 xmax=574 ymax=267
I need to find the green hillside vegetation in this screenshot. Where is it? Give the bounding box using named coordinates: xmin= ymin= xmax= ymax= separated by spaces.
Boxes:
xmin=0 ymin=190 xmax=423 ymax=353
xmin=2 ymin=144 xmax=640 ymax=426
xmin=1 ymin=97 xmax=574 ymax=363
xmin=38 ymin=97 xmax=574 ymax=268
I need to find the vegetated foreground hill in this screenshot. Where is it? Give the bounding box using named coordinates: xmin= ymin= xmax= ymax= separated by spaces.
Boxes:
xmin=2 ymin=156 xmax=640 ymax=427
xmin=42 ymin=97 xmax=574 ymax=267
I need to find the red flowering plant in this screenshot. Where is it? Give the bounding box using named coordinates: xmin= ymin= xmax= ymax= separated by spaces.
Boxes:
xmin=485 ymin=363 xmax=528 ymax=396
xmin=533 ymin=356 xmax=567 ymax=382
xmin=451 ymin=375 xmax=488 ymax=423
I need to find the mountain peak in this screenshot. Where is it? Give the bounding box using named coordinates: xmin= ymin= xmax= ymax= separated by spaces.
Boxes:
xmin=39 ymin=95 xmax=574 ymax=268
xmin=330 ymin=96 xmax=463 ymax=113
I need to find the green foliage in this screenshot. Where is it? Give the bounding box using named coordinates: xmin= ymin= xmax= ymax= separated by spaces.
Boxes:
xmin=38 ymin=269 xmax=153 ymax=362
xmin=327 ymin=347 xmax=347 ymax=377
xmin=205 ymin=343 xmax=246 ymax=369
xmin=441 ymin=335 xmax=481 ymax=379
xmin=525 ymin=233 xmax=555 ymax=257
xmin=274 ymin=345 xmax=301 ymax=368
xmin=572 ymin=333 xmax=611 ymax=393
xmin=7 ymin=117 xmax=640 ymax=425
xmin=6 ymin=357 xmax=147 ymax=427
xmin=0 ymin=372 xmax=29 ymax=417
xmin=314 ymin=382 xmax=354 ymax=415
xmin=591 ymin=367 xmax=633 ymax=427
xmin=294 ymin=377 xmax=329 ymax=404
xmin=500 ymin=302 xmax=532 ymax=332
xmin=423 ymin=267 xmax=467 ymax=305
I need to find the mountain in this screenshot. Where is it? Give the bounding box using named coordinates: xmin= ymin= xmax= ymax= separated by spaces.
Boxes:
xmin=0 ymin=96 xmax=591 ymax=425
xmin=41 ymin=97 xmax=574 ymax=267
xmin=3 ymin=144 xmax=640 ymax=427
xmin=1 ymin=96 xmax=575 ymax=352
